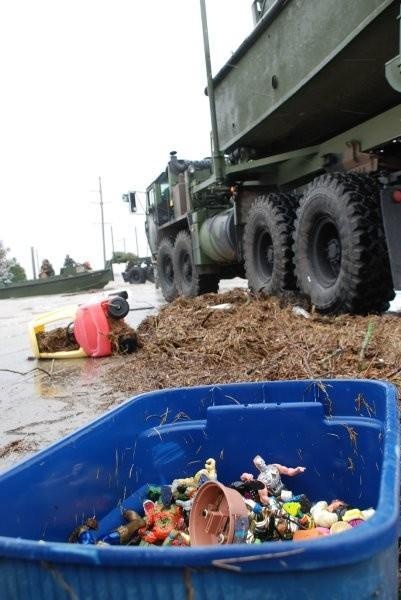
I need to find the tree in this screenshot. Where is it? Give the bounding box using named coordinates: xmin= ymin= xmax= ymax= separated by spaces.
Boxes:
xmin=0 ymin=241 xmax=27 ymax=283
xmin=0 ymin=241 xmax=10 ymax=280
xmin=9 ymin=259 xmax=27 ymax=282
xmin=112 ymin=251 xmax=137 ymax=264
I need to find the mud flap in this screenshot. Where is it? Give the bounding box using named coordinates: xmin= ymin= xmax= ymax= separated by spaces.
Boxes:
xmin=380 ymin=187 xmax=401 ymax=289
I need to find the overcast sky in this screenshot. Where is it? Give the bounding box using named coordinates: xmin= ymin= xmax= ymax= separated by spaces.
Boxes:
xmin=0 ymin=1 xmax=253 ymax=276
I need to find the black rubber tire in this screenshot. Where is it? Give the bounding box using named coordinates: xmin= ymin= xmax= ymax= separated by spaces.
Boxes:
xmin=173 ymin=230 xmax=219 ymax=297
xmin=118 ymin=335 xmax=137 ymax=354
xmin=157 ymin=237 xmax=178 ymax=302
xmin=145 ymin=265 xmax=155 ymax=283
xmin=293 ymin=173 xmax=394 ymax=314
xmin=128 ymin=267 xmax=146 ymax=284
xmin=243 ymin=193 xmax=298 ymax=295
xmin=128 ymin=268 xmax=139 ymax=284
xmin=107 ymin=296 xmax=130 ymax=319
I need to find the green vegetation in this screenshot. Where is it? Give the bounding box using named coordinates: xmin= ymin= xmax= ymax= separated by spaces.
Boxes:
xmin=0 ymin=241 xmax=26 ymax=283
xmin=112 ymin=251 xmax=138 ymax=264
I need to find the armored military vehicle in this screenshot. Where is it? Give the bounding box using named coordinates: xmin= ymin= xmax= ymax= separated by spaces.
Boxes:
xmin=144 ymin=0 xmax=401 ymax=314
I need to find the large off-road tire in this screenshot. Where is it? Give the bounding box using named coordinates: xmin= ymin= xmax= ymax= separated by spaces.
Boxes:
xmin=145 ymin=265 xmax=155 ymax=283
xmin=157 ymin=237 xmax=178 ymax=302
xmin=293 ymin=173 xmax=394 ymax=314
xmin=173 ymin=231 xmax=219 ymax=297
xmin=243 ymin=193 xmax=298 ymax=295
xmin=128 ymin=266 xmax=146 ymax=284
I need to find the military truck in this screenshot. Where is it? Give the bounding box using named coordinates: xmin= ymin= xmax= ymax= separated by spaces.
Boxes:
xmin=122 ymin=257 xmax=155 ymax=285
xmin=144 ymin=0 xmax=401 ymax=314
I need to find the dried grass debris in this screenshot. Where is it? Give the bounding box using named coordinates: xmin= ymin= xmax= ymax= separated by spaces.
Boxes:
xmin=103 ymin=289 xmax=401 ymax=406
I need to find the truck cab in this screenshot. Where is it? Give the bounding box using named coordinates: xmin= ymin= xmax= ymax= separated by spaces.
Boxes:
xmin=145 ymin=153 xmax=213 ymax=258
xmin=145 ymin=171 xmax=172 ymax=257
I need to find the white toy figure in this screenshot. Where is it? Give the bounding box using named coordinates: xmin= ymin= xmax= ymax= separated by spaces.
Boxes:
xmin=241 ymin=454 xmax=306 ymax=502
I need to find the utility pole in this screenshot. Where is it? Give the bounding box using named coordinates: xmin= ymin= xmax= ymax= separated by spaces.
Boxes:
xmin=110 ymin=225 xmax=115 ymax=256
xmin=31 ymin=246 xmax=37 ymax=279
xmin=35 ymin=248 xmax=40 ymax=275
xmin=200 ymin=0 xmax=225 ymax=182
xmin=134 ymin=227 xmax=139 ymax=257
xmin=99 ymin=176 xmax=107 ymax=268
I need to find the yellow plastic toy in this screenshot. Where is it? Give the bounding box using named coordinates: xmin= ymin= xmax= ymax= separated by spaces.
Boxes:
xmin=28 ymin=305 xmax=88 ymax=359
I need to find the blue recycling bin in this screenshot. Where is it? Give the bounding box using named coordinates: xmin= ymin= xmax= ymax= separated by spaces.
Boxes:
xmin=0 ymin=379 xmax=398 ymax=599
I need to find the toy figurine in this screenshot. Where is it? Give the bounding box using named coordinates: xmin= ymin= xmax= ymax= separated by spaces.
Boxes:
xmin=97 ymin=510 xmax=146 ymax=545
xmin=241 ymin=454 xmax=306 ymax=502
xmin=171 ymin=458 xmax=217 ymax=495
xmin=162 ymin=529 xmax=191 ymax=546
xmin=138 ymin=501 xmax=185 ymax=545
xmin=310 ymin=501 xmax=338 ymax=528
xmin=68 ymin=517 xmax=98 ymax=544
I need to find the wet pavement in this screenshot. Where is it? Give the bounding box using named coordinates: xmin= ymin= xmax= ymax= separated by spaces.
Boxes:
xmin=0 ymin=275 xmax=164 ymax=471
xmin=0 ymin=273 xmax=248 ymax=471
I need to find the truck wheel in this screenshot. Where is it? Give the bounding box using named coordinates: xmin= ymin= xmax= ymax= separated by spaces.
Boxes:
xmin=146 ymin=266 xmax=155 ymax=283
xmin=244 ymin=194 xmax=297 ymax=295
xmin=157 ymin=237 xmax=178 ymax=302
xmin=293 ymin=173 xmax=394 ymax=314
xmin=128 ymin=267 xmax=145 ymax=284
xmin=107 ymin=296 xmax=130 ymax=319
xmin=173 ymin=230 xmax=219 ymax=297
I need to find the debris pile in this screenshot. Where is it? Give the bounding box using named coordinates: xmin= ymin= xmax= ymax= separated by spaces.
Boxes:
xmin=37 ymin=327 xmax=79 ymax=353
xmin=105 ymin=289 xmax=401 ymax=402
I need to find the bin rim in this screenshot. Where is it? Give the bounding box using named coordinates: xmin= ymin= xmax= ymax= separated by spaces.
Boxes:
xmin=0 ymin=378 xmax=398 ymax=573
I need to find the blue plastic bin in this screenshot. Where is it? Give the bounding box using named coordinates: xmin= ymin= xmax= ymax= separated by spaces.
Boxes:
xmin=0 ymin=379 xmax=398 ymax=599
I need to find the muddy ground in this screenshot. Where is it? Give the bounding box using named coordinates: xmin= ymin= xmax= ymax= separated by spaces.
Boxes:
xmin=0 ymin=274 xmax=248 ymax=470
xmin=1 ymin=274 xmax=400 ymax=472
xmin=0 ymin=275 xmax=163 ymax=470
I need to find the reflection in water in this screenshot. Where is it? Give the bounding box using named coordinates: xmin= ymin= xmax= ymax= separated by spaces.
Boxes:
xmin=32 ymin=357 xmax=111 ymax=399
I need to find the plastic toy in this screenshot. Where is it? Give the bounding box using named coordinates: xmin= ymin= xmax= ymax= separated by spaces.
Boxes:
xmin=241 ymin=454 xmax=306 ymax=502
xmin=138 ymin=501 xmax=184 ymax=545
xmin=189 ymin=481 xmax=248 ymax=546
xmin=310 ymin=501 xmax=338 ymax=528
xmin=170 ymin=458 xmax=218 ymax=512
xmin=97 ymin=510 xmax=146 ymax=545
xmin=29 ymin=291 xmax=136 ymax=359
xmin=68 ymin=517 xmax=98 ymax=544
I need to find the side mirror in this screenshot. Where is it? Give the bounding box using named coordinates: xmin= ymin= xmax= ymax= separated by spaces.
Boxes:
xmin=129 ymin=192 xmax=136 ymax=213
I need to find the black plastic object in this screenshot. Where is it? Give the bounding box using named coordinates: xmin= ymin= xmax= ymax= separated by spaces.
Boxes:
xmin=66 ymin=322 xmax=77 ymax=344
xmin=107 ymin=297 xmax=129 ymax=320
xmin=118 ymin=335 xmax=136 ymax=354
xmin=108 ymin=290 xmax=128 ymax=300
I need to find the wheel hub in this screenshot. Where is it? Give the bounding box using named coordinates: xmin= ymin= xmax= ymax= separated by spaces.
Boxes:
xmin=164 ymin=258 xmax=174 ymax=284
xmin=256 ymin=230 xmax=274 ymax=279
xmin=310 ymin=217 xmax=341 ymax=284
xmin=182 ymin=254 xmax=193 ymax=283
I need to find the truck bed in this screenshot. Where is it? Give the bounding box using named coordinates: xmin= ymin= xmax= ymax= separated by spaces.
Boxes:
xmin=213 ymin=0 xmax=400 ymax=155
